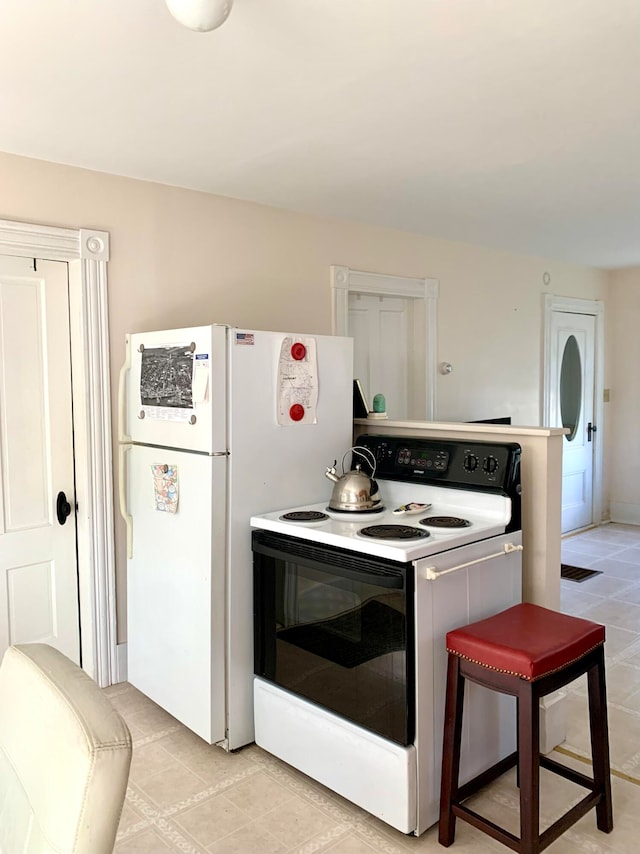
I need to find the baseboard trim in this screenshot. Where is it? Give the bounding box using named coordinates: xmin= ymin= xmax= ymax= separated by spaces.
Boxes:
xmin=610 ymin=503 xmax=640 ymax=526
xmin=115 ymin=642 xmax=128 ymax=684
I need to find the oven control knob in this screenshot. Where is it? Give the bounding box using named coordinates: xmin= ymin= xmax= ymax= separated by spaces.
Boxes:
xmin=483 ymin=455 xmax=499 ymax=474
xmin=463 ymin=453 xmax=479 ymax=472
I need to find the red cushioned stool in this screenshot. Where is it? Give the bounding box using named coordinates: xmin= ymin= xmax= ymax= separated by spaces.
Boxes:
xmin=439 ymin=603 xmax=613 ymax=854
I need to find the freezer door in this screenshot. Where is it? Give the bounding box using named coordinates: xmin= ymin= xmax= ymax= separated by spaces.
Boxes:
xmin=126 ymin=445 xmax=226 ymax=744
xmin=123 ymin=325 xmax=227 ymax=453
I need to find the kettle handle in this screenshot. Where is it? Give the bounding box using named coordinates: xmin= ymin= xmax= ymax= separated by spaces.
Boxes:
xmin=343 ymin=445 xmax=377 ymax=477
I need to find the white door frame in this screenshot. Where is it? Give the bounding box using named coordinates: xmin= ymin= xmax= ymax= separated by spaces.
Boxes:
xmin=331 ymin=266 xmax=440 ymax=419
xmin=0 ymin=218 xmax=116 ymax=686
xmin=542 ymin=294 xmax=604 ymax=529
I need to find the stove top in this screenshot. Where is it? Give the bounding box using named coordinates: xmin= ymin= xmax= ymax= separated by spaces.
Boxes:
xmin=252 ymin=435 xmax=520 ymax=561
xmin=251 ymin=480 xmax=512 ymax=562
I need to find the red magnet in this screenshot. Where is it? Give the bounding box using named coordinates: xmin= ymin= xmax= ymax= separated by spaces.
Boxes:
xmin=291 ymin=342 xmax=307 ymax=361
xmin=289 ymin=404 xmax=305 ymax=422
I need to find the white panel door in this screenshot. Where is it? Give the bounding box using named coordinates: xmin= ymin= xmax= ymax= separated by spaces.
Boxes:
xmin=0 ymin=256 xmax=79 ymax=662
xmin=349 ymin=293 xmax=409 ymax=418
xmin=549 ymin=312 xmax=596 ymax=533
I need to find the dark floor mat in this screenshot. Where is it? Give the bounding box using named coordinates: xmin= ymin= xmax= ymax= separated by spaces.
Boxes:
xmin=278 ymin=600 xmax=405 ymax=668
xmin=561 ymin=564 xmax=603 ymax=582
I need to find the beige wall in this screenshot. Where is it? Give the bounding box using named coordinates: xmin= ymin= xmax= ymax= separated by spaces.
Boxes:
xmin=0 ymin=151 xmax=610 ymax=641
xmin=606 ymin=268 xmax=640 ymax=523
xmin=421 ymin=247 xmax=608 ymax=425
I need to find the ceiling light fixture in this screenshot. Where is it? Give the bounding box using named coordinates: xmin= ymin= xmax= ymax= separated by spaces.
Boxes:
xmin=165 ymin=0 xmax=234 ymax=33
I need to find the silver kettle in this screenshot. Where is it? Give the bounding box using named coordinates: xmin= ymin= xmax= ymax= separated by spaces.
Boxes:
xmin=325 ymin=446 xmax=383 ymax=513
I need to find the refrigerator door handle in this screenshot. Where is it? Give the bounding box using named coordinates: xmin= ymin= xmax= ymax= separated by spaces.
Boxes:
xmin=119 ymin=443 xmax=133 ymax=558
xmin=118 ymin=341 xmax=132 ymax=443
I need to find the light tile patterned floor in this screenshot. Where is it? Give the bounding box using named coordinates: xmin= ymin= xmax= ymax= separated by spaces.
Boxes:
xmin=108 ymin=523 xmax=640 ymax=853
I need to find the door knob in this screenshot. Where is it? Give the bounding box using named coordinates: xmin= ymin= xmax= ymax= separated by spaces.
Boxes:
xmin=587 ymin=422 xmax=597 ymax=442
xmin=56 ymin=491 xmax=72 ymax=525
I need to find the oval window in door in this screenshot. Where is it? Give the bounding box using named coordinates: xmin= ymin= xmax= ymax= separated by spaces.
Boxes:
xmin=560 ymin=334 xmax=582 ymax=441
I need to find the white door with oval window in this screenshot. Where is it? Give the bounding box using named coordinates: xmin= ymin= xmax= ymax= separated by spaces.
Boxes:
xmin=0 ymin=255 xmax=80 ymax=662
xmin=549 ymin=312 xmax=596 ymax=533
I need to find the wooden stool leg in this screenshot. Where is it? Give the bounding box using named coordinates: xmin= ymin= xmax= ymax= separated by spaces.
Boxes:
xmin=587 ymin=646 xmax=614 ymax=833
xmin=439 ymin=654 xmax=465 ymax=847
xmin=516 ymin=696 xmax=520 ymax=789
xmin=518 ymin=681 xmax=540 ymax=854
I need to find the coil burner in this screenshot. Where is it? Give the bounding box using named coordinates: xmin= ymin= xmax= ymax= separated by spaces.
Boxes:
xmin=279 ymin=511 xmax=329 ymax=523
xmin=419 ymin=516 xmax=472 ymax=529
xmin=358 ymin=525 xmax=430 ymax=541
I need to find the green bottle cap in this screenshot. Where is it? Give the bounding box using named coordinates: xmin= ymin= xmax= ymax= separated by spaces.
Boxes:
xmin=372 ymin=393 xmax=386 ymax=413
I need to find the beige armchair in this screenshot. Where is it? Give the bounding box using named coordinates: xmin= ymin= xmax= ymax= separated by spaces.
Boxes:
xmin=0 ymin=644 xmax=132 ymax=854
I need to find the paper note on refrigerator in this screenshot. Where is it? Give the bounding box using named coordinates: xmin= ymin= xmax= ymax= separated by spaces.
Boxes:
xmin=277 ymin=336 xmax=318 ymax=425
xmin=139 ymin=345 xmax=194 ymax=421
xmin=151 ymin=464 xmax=179 ymax=513
xmin=192 ymin=353 xmax=209 ymax=403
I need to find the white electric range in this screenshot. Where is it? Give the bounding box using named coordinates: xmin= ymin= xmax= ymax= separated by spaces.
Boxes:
xmin=251 ymin=434 xmax=523 ymax=836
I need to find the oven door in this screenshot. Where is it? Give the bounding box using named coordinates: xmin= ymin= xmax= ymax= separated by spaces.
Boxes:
xmin=253 ymin=530 xmax=415 ymax=746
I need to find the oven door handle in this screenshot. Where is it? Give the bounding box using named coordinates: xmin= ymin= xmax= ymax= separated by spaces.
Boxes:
xmin=422 ymin=542 xmax=523 ymax=581
xmin=253 ymin=541 xmax=405 ymax=589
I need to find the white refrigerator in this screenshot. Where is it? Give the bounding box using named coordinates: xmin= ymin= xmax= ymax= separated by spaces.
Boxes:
xmin=118 ymin=324 xmax=353 ymax=749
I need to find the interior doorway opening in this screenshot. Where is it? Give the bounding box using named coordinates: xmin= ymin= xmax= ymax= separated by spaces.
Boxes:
xmin=0 ymin=219 xmax=116 ymax=686
xmin=331 ymin=266 xmax=439 ymax=420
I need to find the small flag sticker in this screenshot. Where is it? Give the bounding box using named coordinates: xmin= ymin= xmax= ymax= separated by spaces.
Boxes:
xmin=235 ymin=332 xmax=255 ymax=345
